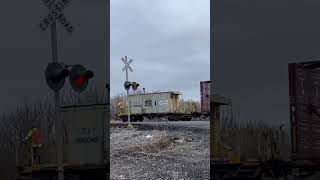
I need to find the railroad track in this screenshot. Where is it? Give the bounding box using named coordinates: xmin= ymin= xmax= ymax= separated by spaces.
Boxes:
xmin=110 ymin=122 xmax=142 ymax=128
xmin=110 ymin=121 xmax=210 ymax=132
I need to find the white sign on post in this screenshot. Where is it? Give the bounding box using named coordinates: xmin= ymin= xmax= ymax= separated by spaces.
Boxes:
xmin=39 ymin=0 xmax=74 ymax=33
xmin=122 ymin=58 xmax=133 ymax=72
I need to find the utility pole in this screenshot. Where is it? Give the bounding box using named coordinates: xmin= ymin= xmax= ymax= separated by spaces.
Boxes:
xmin=121 ymin=56 xmax=133 ymax=127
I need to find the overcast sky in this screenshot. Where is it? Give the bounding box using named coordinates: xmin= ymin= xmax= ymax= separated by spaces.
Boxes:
xmin=110 ymin=0 xmax=210 ymax=101
xmin=0 ymin=0 xmax=108 ymax=114
xmin=213 ymin=0 xmax=320 ymax=127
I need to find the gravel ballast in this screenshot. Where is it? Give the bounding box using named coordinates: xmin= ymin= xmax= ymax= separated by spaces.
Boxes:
xmin=110 ymin=127 xmax=210 ymax=180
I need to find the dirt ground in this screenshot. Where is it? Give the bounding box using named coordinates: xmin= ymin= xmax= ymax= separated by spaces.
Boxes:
xmin=110 ymin=127 xmax=210 ymax=180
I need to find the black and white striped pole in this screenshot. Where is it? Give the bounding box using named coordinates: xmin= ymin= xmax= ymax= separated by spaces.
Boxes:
xmin=122 ymin=56 xmax=133 ymax=127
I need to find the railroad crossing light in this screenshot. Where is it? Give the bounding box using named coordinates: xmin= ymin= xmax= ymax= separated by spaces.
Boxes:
xmin=69 ymin=64 xmax=94 ymax=92
xmin=45 ymin=62 xmax=70 ymax=91
xmin=124 ymin=81 xmax=132 ymax=90
xmin=131 ymin=82 xmax=139 ymax=91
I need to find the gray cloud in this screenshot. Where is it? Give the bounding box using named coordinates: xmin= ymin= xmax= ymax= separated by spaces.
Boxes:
xmin=111 ymin=0 xmax=210 ymax=101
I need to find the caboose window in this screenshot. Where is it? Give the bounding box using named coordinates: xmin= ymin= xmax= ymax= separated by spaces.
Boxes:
xmin=145 ymin=99 xmax=152 ymax=106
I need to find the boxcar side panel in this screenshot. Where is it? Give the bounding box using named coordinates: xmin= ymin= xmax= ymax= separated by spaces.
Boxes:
xmin=61 ymin=104 xmax=107 ymax=165
xmin=200 ymin=81 xmax=210 ymax=114
xmin=130 ymin=94 xmax=144 ymax=114
xmin=289 ymin=62 xmax=320 ymax=162
xmin=170 ymin=93 xmax=180 ymax=112
xmin=129 ymin=92 xmax=178 ymax=115
xmin=155 ymin=93 xmax=171 ymax=113
xmin=142 ymin=94 xmax=154 ymax=114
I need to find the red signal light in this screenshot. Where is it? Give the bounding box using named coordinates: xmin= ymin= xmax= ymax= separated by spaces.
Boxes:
xmin=74 ymin=77 xmax=86 ymax=87
xmin=131 ymin=82 xmax=139 ymax=91
xmin=69 ymin=65 xmax=94 ymax=92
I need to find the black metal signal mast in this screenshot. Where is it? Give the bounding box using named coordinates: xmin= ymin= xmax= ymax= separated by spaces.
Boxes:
xmin=44 ymin=62 xmax=94 ymax=180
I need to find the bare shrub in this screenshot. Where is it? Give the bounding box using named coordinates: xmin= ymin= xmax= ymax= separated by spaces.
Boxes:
xmin=218 ymin=105 xmax=291 ymax=161
xmin=178 ymin=98 xmax=201 ymax=113
xmin=128 ymin=131 xmax=175 ymax=153
xmin=110 ymin=93 xmax=126 ymax=121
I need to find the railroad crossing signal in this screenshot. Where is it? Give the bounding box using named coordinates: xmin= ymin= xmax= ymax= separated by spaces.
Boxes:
xmin=121 ymin=56 xmax=134 ymax=127
xmin=123 ymin=81 xmax=140 ymax=91
xmin=131 ymin=82 xmax=139 ymax=91
xmin=40 ymin=1 xmax=75 ymax=179
xmin=39 ymin=0 xmax=74 ymax=33
xmin=69 ymin=64 xmax=94 ymax=93
xmin=45 ymin=62 xmax=70 ymax=91
xmin=45 ymin=63 xmax=94 ymax=92
xmin=124 ymin=81 xmax=132 ymax=90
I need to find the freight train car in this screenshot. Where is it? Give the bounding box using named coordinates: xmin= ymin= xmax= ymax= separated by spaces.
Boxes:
xmin=116 ymin=81 xmax=219 ymax=122
xmin=200 ymin=81 xmax=210 ymax=117
xmin=117 ymin=91 xmax=193 ymax=122
xmin=211 ymin=61 xmax=320 ymax=180
xmin=16 ymin=104 xmax=109 ymax=180
xmin=288 ymin=61 xmax=320 ymax=167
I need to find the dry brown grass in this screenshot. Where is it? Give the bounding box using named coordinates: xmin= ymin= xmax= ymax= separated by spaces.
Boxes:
xmin=127 ymin=131 xmax=175 ymax=153
xmin=218 ymin=105 xmax=291 ymax=161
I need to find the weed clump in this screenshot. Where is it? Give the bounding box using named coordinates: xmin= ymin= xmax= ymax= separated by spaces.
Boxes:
xmin=128 ymin=131 xmax=175 ymax=153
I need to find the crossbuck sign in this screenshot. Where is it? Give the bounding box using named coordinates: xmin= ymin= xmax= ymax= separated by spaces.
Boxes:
xmin=122 ymin=58 xmax=133 ymax=72
xmin=39 ymin=0 xmax=74 ymax=33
